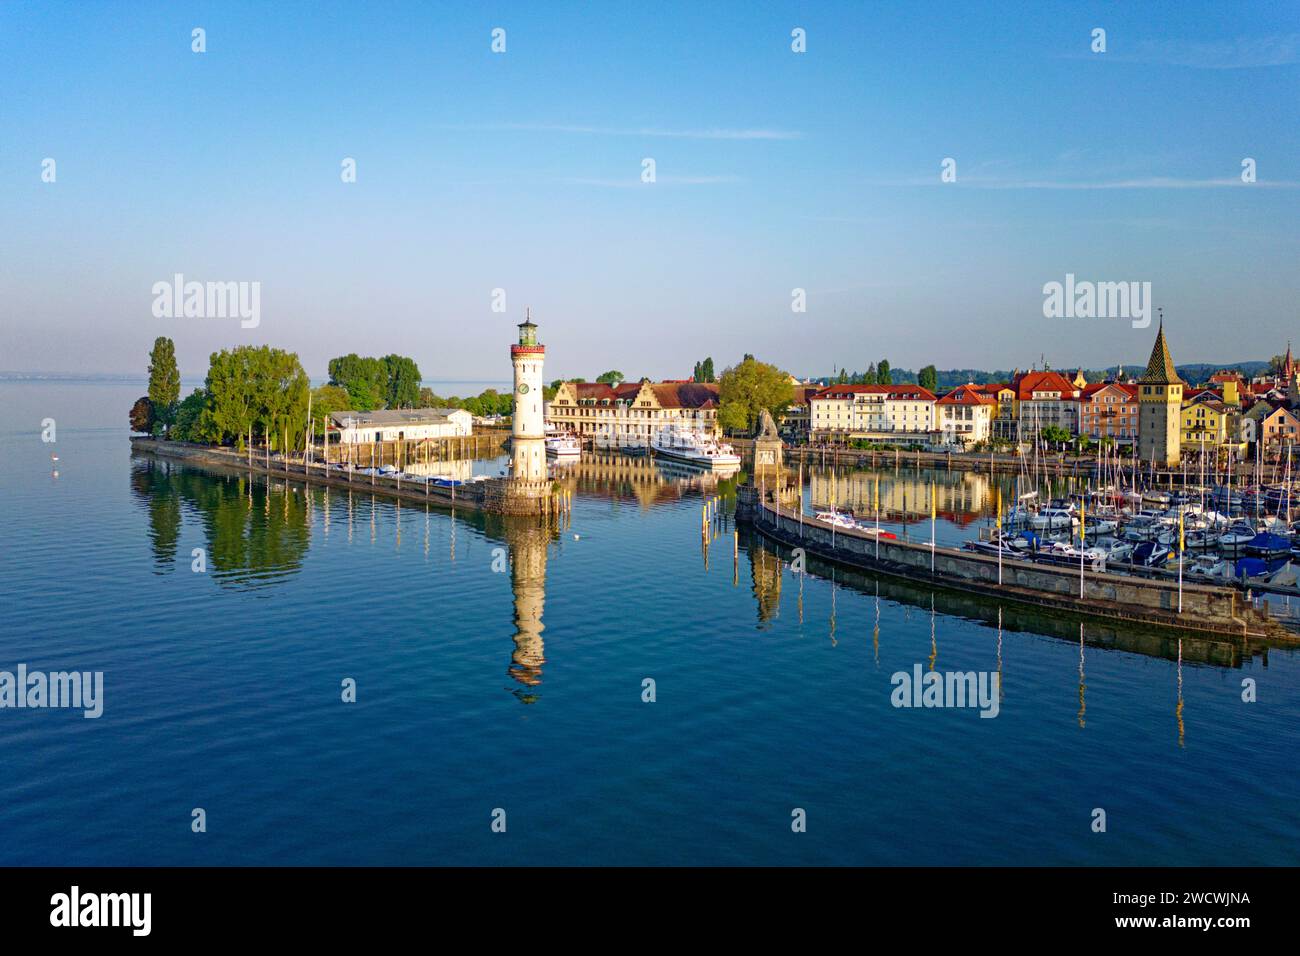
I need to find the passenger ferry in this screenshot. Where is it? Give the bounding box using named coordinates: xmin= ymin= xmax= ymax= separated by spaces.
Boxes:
xmin=544 ymin=424 xmax=581 ymax=460
xmin=650 ymin=424 xmax=741 ymax=471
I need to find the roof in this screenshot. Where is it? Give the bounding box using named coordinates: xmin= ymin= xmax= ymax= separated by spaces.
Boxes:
xmin=330 ymin=408 xmax=468 ymax=427
xmin=1139 ymin=323 xmax=1181 ymax=385
xmin=936 ymin=384 xmax=996 ymax=406
xmin=1081 ymin=382 xmax=1137 ymax=400
xmin=648 ymin=382 xmax=721 ymax=409
xmin=813 ymin=384 xmax=936 ymax=401
xmin=560 ymin=380 xmax=720 ymax=409
xmin=1015 ymin=370 xmax=1078 ymax=401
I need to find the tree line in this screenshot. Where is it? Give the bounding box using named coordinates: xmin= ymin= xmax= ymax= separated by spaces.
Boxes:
xmin=130 ymin=338 xmax=518 ymax=448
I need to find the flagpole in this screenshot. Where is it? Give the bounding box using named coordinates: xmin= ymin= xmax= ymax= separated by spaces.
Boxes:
xmin=930 ymin=481 xmax=936 ymax=574
xmin=996 ymin=484 xmax=1002 ymax=585
xmin=1079 ymin=495 xmax=1086 ymax=599
xmin=1178 ymin=509 xmax=1184 ymax=614
xmin=874 ymin=473 xmax=880 ymax=560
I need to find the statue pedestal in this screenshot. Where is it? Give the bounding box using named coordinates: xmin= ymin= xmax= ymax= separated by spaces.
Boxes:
xmin=753 ymin=436 xmax=783 ymax=475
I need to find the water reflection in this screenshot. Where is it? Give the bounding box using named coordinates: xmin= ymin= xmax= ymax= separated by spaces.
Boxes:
xmin=130 ymin=458 xmax=308 ymax=588
xmin=742 ymin=528 xmax=1262 ymax=668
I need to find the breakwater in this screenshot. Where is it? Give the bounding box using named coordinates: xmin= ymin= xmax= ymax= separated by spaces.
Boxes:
xmin=129 ymin=438 xmax=562 ymax=517
xmin=736 ymin=486 xmax=1294 ymax=642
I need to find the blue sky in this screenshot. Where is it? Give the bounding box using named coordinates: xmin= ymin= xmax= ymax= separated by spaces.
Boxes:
xmin=1 ymin=0 xmax=1297 ymax=381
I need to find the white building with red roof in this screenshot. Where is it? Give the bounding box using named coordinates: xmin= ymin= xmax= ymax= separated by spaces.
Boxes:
xmin=809 ymin=384 xmax=937 ymax=442
xmin=935 ymin=384 xmax=997 ymax=446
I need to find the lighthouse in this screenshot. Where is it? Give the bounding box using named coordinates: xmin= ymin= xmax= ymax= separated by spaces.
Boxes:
xmin=510 ymin=312 xmax=547 ymax=481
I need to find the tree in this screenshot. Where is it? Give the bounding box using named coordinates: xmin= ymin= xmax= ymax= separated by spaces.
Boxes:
xmin=596 ymin=370 xmax=624 ymax=385
xmin=328 ymin=354 xmax=387 ymax=411
xmin=171 ymin=388 xmax=220 ymax=443
xmin=309 ymin=385 xmax=352 ymax=437
xmin=147 ymin=336 xmax=181 ymax=432
xmin=837 ymin=368 xmax=848 ymax=384
xmin=206 ymin=345 xmax=309 ymax=450
xmin=382 ymin=354 xmax=423 ymax=408
xmin=865 ymin=362 xmax=877 ymax=385
xmin=918 ymin=365 xmax=938 ymax=392
xmin=1040 ymin=425 xmax=1071 ymax=448
xmin=129 ymin=396 xmax=155 ymax=434
xmin=877 ymin=360 xmax=892 ymax=385
xmin=699 ymin=357 xmax=715 ymax=382
xmin=718 ymin=357 xmax=795 ymax=435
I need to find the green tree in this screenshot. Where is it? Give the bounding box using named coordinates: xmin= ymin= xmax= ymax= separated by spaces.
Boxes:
xmin=865 ymin=362 xmax=877 ymax=385
xmin=328 ymin=354 xmax=387 ymax=410
xmin=718 ymin=357 xmax=795 ymax=434
xmin=147 ymin=336 xmax=181 ymax=432
xmin=171 ymin=388 xmax=220 ymax=443
xmin=918 ymin=365 xmax=938 ymax=392
xmin=382 ymin=354 xmax=423 ymax=408
xmin=877 ymin=360 xmax=892 ymax=385
xmin=309 ymin=384 xmax=352 ymax=437
xmin=596 ymin=370 xmax=624 ymax=385
xmin=837 ymin=367 xmax=848 ymax=384
xmin=699 ymin=357 xmax=716 ymax=382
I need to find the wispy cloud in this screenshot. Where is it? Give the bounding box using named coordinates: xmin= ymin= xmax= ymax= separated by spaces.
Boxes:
xmin=1124 ymin=33 xmax=1300 ymax=69
xmin=871 ymin=176 xmax=1300 ymax=190
xmin=451 ymin=122 xmax=802 ymax=141
xmin=1064 ymin=32 xmax=1300 ymax=69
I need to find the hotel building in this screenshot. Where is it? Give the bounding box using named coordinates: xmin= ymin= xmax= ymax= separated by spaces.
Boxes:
xmin=547 ymin=380 xmax=721 ymax=448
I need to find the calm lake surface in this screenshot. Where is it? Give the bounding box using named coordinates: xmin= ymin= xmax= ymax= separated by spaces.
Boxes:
xmin=2 ymin=380 xmax=1298 ymax=865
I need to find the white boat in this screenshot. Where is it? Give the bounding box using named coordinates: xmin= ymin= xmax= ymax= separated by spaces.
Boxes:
xmin=545 ymin=428 xmax=581 ymax=459
xmin=1030 ymin=507 xmax=1078 ymax=530
xmin=813 ymin=510 xmax=857 ymax=530
xmin=651 ymin=424 xmax=741 ymax=470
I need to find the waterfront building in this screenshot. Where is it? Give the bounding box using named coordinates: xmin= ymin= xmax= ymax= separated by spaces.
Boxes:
xmin=1079 ymin=382 xmax=1138 ymax=447
xmin=980 ymin=382 xmax=1018 ymax=442
xmin=1258 ymin=404 xmax=1300 ymax=450
xmin=1015 ymin=370 xmax=1082 ymax=440
xmin=510 ymin=315 xmax=547 ymax=481
xmin=547 ymin=379 xmax=720 ymax=448
xmin=934 ymin=384 xmax=996 ymax=447
xmin=330 ymin=407 xmax=472 ymax=445
xmin=1182 ymin=381 xmax=1245 ymax=455
xmin=1137 ymin=319 xmax=1183 ymax=467
xmin=809 ymin=384 xmax=936 ymax=443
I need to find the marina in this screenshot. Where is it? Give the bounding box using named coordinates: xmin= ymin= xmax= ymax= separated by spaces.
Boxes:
xmin=8 ymin=378 xmax=1299 ymax=868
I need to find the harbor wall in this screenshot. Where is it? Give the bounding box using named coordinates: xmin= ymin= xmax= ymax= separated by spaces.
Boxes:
xmin=129 ymin=438 xmax=560 ymax=517
xmin=738 ymin=488 xmax=1286 ymax=640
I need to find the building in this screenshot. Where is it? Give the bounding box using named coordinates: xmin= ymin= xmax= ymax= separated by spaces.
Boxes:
xmin=1015 ymin=370 xmax=1082 ymax=440
xmin=1137 ymin=319 xmax=1183 ymax=467
xmin=510 ymin=315 xmax=547 ymax=481
xmin=934 ymin=384 xmax=996 ymax=446
xmin=1258 ymin=404 xmax=1300 ymax=450
xmin=779 ymin=384 xmax=820 ymax=442
xmin=330 ymin=407 xmax=473 ymax=445
xmin=808 ymin=384 xmax=936 ymax=442
xmin=980 ymin=382 xmax=1018 ymax=442
xmin=1181 ymin=381 xmax=1245 ymax=454
xmin=547 ymin=379 xmax=720 ymax=448
xmin=1079 ymin=382 xmax=1138 ymax=446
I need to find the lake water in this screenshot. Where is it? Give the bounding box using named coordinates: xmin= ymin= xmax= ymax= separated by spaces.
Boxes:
xmin=1 ymin=380 xmax=1297 ymax=865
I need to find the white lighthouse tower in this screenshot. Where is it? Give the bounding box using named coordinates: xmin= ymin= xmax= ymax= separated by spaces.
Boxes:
xmin=510 ymin=311 xmax=547 ymax=482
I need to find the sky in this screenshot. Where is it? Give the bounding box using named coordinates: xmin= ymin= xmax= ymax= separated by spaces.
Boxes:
xmin=1 ymin=0 xmax=1297 ymax=382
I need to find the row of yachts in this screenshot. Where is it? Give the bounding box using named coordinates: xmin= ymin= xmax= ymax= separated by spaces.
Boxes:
xmin=966 ymin=488 xmax=1300 ymax=587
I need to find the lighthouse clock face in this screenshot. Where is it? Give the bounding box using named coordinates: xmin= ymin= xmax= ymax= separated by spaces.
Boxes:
xmin=517 ymin=383 xmax=529 ymax=394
